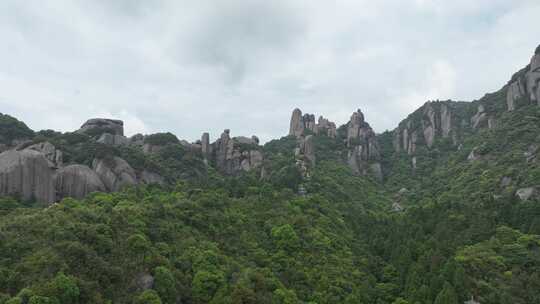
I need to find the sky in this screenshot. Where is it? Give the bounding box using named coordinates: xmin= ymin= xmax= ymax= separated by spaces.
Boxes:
xmin=1 ymin=0 xmax=539 ymax=143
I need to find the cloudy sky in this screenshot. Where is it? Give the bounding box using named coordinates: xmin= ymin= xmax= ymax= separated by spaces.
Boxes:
xmin=1 ymin=0 xmax=539 ymax=142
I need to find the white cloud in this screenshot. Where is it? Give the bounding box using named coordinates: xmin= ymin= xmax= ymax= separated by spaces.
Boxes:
xmin=0 ymin=0 xmax=539 ymax=142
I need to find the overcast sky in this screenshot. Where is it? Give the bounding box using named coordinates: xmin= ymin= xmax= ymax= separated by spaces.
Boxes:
xmin=1 ymin=0 xmax=539 ymax=143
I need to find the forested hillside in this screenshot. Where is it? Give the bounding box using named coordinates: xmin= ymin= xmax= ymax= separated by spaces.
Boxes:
xmin=0 ymin=46 xmax=539 ymax=304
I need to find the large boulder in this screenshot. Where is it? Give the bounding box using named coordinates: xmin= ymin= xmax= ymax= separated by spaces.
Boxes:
xmin=55 ymin=164 xmax=106 ymax=200
xmin=92 ymin=157 xmax=137 ymax=192
xmin=78 ymin=118 xmax=124 ymax=136
xmin=25 ymin=141 xmax=63 ymax=167
xmin=0 ymin=150 xmax=56 ymax=203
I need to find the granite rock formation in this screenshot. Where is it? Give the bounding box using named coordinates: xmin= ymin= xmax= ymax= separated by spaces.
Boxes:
xmin=209 ymin=129 xmax=264 ymax=175
xmin=0 ymin=149 xmax=56 ymax=203
xmin=346 ymin=110 xmax=382 ymax=180
xmin=55 ymin=164 xmax=106 ymax=200
xmin=78 ymin=118 xmax=124 ymax=136
xmin=505 ymin=45 xmax=540 ymax=110
xmin=25 ymin=142 xmax=63 ymax=167
xmin=92 ymin=157 xmax=137 ymax=192
xmin=289 ymin=108 xmax=337 ymax=138
xmin=97 ymin=133 xmax=129 ymax=146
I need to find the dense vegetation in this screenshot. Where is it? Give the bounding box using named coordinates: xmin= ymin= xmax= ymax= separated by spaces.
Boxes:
xmin=1 ymin=84 xmax=540 ymax=303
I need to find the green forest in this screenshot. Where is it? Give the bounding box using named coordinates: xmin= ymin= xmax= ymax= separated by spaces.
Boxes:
xmin=1 ymin=81 xmax=540 ymax=303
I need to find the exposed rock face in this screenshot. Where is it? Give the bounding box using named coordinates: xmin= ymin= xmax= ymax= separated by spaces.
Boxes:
xmin=78 ymin=118 xmax=124 ymax=136
xmin=526 ymin=52 xmax=540 ymax=104
xmin=471 ymin=105 xmax=489 ymax=129
xmin=25 ymin=142 xmax=63 ymax=167
xmin=393 ymin=102 xmax=461 ymax=156
xmin=55 ymin=165 xmax=106 ymax=200
xmin=92 ymin=157 xmax=137 ymax=192
xmin=506 ymin=78 xmax=526 ymax=111
xmin=201 ymin=132 xmax=212 ymax=164
xmin=289 ymin=108 xmax=305 ymax=137
xmin=505 ymin=46 xmax=540 ymax=110
xmin=300 ymin=135 xmax=316 ymax=165
xmin=317 ymin=116 xmax=337 ymax=138
xmin=288 ymin=108 xmax=337 ymax=138
xmin=516 ymin=187 xmax=537 ymax=201
xmin=212 ymin=129 xmax=264 ymax=175
xmin=97 ymin=133 xmax=129 ymax=146
xmin=0 ymin=150 xmax=56 ymax=203
xmin=346 ymin=110 xmax=382 ymax=180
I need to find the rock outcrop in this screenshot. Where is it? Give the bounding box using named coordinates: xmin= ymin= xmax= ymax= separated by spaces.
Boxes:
xmin=78 ymin=118 xmax=124 ymax=136
xmin=97 ymin=133 xmax=129 ymax=146
xmin=92 ymin=157 xmax=137 ymax=192
xmin=55 ymin=164 xmax=106 ymax=200
xmin=210 ymin=129 xmax=264 ymax=175
xmin=516 ymin=187 xmax=537 ymax=201
xmin=25 ymin=142 xmax=63 ymax=167
xmin=0 ymin=150 xmax=56 ymax=203
xmin=470 ymin=104 xmax=495 ymax=129
xmin=289 ymin=108 xmax=337 ymax=138
xmin=346 ymin=110 xmax=382 ymax=180
xmin=505 ymin=45 xmax=540 ymax=111
xmin=393 ymin=101 xmax=470 ymax=156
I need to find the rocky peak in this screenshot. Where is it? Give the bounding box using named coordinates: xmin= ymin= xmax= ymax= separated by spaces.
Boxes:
xmin=78 ymin=118 xmax=124 ymax=136
xmin=288 ymin=108 xmax=337 ymax=138
xmin=346 ymin=109 xmax=382 ymax=181
xmin=210 ymin=129 xmax=263 ymax=175
xmin=506 ymin=45 xmax=540 ymax=110
xmin=393 ymin=101 xmax=463 ymax=156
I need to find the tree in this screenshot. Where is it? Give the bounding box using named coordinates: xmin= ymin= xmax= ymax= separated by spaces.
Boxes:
xmin=28 ymin=296 xmax=56 ymax=304
xmin=46 ymin=273 xmax=79 ymax=304
xmin=272 ymin=288 xmax=299 ymax=304
xmin=153 ymin=267 xmax=176 ymax=304
xmin=434 ymin=282 xmax=458 ymax=304
xmin=192 ymin=270 xmax=225 ymax=303
xmin=134 ymin=290 xmax=162 ymax=304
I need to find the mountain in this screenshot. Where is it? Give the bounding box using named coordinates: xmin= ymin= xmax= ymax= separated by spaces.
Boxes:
xmin=0 ymin=45 xmax=538 ymax=304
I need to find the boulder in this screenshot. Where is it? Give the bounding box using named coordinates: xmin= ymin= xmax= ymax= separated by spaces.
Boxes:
xmin=97 ymin=133 xmax=129 ymax=146
xmin=0 ymin=150 xmax=56 ymax=204
xmin=78 ymin=118 xmax=124 ymax=136
xmin=524 ymin=144 xmax=538 ymax=163
xmin=25 ymin=142 xmax=63 ymax=167
xmin=516 ymin=187 xmax=537 ymax=201
xmin=92 ymin=157 xmax=137 ymax=192
xmin=55 ymin=164 xmax=106 ymax=199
